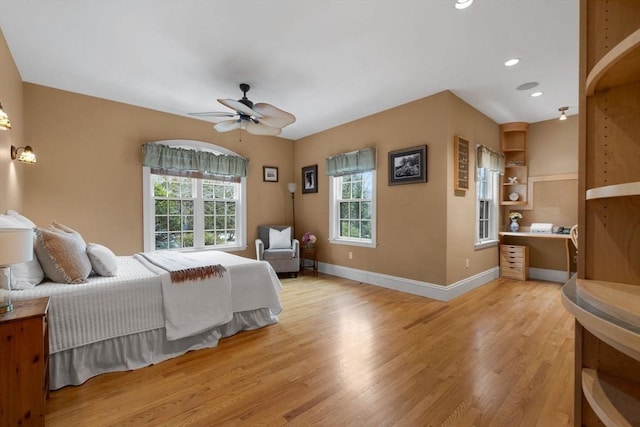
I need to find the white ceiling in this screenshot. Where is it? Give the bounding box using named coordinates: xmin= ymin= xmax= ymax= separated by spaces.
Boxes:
xmin=0 ymin=0 xmax=579 ymax=141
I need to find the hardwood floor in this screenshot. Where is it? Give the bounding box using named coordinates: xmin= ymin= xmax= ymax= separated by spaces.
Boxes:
xmin=45 ymin=274 xmax=575 ymax=426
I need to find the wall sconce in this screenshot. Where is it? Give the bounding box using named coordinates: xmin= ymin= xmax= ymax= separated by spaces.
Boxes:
xmin=558 ymin=106 xmax=569 ymax=121
xmin=288 ymin=182 xmax=297 ymax=238
xmin=0 ymin=102 xmax=11 ymax=130
xmin=10 ymin=145 xmax=37 ymax=164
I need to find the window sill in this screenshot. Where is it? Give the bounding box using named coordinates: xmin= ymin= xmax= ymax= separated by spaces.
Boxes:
xmin=329 ymin=238 xmax=377 ymax=248
xmin=474 ymin=239 xmax=498 ymax=250
xmin=177 ymin=244 xmax=247 ymax=253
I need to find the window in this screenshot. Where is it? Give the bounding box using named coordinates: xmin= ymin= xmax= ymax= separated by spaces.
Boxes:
xmin=142 ymin=141 xmax=246 ymax=252
xmin=329 ymin=171 xmax=376 ymax=247
xmin=476 ymin=167 xmax=499 ymax=247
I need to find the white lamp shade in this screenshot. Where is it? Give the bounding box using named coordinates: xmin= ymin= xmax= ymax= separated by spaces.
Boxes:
xmin=0 ymin=228 xmax=34 ymax=266
xmin=288 ymin=182 xmax=297 ymax=193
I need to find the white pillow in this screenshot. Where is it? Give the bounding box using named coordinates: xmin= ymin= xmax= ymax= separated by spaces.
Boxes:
xmin=86 ymin=243 xmax=118 ymax=277
xmin=269 ymin=227 xmax=292 ymax=249
xmin=0 ymin=214 xmax=44 ymax=289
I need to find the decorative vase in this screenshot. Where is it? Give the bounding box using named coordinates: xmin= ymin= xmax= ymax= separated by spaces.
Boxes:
xmin=510 ymin=219 xmax=520 ymax=232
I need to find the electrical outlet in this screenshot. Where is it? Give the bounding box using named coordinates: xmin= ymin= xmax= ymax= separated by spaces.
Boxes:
xmin=465 ymin=258 xmax=470 ymax=268
xmin=348 ymin=251 xmax=353 ymax=260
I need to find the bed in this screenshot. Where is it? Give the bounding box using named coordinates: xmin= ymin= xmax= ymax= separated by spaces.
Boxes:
xmin=1 ymin=250 xmax=283 ymax=390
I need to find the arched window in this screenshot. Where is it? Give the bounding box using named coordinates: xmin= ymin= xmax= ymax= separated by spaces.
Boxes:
xmin=142 ymin=140 xmax=247 ymax=252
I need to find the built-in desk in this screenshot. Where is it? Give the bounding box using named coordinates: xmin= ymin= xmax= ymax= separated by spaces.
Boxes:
xmin=499 ymin=232 xmax=573 ymax=280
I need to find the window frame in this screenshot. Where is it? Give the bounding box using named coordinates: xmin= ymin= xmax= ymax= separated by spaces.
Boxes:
xmin=142 ymin=141 xmax=247 ymax=252
xmin=475 ymin=166 xmax=499 ymax=249
xmin=328 ymin=170 xmax=377 ymax=248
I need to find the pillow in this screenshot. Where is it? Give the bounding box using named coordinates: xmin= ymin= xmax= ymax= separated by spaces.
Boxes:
xmin=34 ymin=223 xmax=92 ymax=284
xmin=0 ymin=214 xmax=44 ymax=289
xmin=269 ymin=227 xmax=292 ymax=249
xmin=86 ymin=243 xmax=118 ymax=277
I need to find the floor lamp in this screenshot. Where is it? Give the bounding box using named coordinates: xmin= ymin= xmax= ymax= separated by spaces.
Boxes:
xmin=288 ymin=182 xmax=296 ymax=239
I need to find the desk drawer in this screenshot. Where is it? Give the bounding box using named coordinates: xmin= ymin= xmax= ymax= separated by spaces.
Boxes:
xmin=499 ymin=244 xmax=529 ymax=280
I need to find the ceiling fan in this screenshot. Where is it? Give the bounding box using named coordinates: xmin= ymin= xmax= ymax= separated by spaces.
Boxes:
xmin=189 ymin=83 xmax=295 ymax=136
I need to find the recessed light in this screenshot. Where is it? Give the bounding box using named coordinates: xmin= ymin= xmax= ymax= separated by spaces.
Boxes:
xmin=530 ymin=91 xmax=543 ymax=97
xmin=504 ymin=58 xmax=520 ymax=67
xmin=517 ymin=82 xmax=539 ymax=91
xmin=454 ymin=0 xmax=473 ymax=10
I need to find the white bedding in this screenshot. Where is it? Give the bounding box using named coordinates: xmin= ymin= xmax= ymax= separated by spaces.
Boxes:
xmin=2 ymin=251 xmax=283 ymax=354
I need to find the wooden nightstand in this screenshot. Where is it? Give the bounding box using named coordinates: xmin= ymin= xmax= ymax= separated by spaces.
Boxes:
xmin=300 ymin=247 xmax=318 ymax=276
xmin=0 ymin=297 xmax=50 ymax=427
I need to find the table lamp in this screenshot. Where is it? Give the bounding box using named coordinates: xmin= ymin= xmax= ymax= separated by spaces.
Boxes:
xmin=0 ymin=228 xmax=34 ymax=313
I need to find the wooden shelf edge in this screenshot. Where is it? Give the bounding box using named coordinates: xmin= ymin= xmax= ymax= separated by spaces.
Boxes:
xmin=576 ymin=279 xmax=640 ymax=328
xmin=561 ymin=288 xmax=640 ymax=362
xmin=586 ymin=28 xmax=640 ymax=96
xmin=500 ymin=201 xmax=527 ymax=206
xmin=582 ymin=368 xmax=640 ymax=427
xmin=586 ymin=182 xmax=640 ymax=200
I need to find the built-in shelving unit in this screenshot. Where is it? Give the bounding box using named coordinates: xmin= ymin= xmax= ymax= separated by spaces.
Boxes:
xmin=585 ymin=182 xmax=640 ymax=200
xmin=565 ymin=1 xmax=640 ymax=425
xmin=499 ymin=122 xmax=528 ymax=206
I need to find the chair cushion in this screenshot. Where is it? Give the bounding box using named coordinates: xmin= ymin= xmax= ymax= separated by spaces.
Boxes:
xmin=263 ymin=248 xmax=296 ymax=260
xmin=269 ymin=227 xmax=291 ymax=249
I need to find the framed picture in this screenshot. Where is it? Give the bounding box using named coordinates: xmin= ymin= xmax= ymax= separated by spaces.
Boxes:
xmin=302 ymin=165 xmax=318 ymax=193
xmin=263 ymin=166 xmax=278 ymax=182
xmin=388 ymin=145 xmax=427 ymax=185
xmin=454 ymin=136 xmax=469 ymax=190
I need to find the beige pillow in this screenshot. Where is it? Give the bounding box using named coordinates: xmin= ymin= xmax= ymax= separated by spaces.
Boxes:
xmin=34 ymin=223 xmax=91 ymax=284
xmin=86 ymin=243 xmax=118 ymax=277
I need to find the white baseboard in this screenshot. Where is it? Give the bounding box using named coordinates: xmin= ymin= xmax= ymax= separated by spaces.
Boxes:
xmin=317 ymin=262 xmax=499 ymax=302
xmin=529 ymin=267 xmax=573 ymax=283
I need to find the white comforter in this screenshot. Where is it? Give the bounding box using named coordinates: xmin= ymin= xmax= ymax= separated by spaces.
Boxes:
xmin=3 ymin=251 xmax=283 ymax=353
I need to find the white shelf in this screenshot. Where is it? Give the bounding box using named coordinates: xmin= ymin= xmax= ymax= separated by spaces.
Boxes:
xmin=586 ymin=182 xmax=640 ymax=200
xmin=586 ymin=28 xmax=640 ymax=96
xmin=582 ymin=368 xmax=640 ymax=427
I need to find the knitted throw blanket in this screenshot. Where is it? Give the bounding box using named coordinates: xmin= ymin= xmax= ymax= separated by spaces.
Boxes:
xmin=139 ymin=251 xmax=227 ymax=283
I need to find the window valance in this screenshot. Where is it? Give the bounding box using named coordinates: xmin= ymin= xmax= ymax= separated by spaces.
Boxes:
xmin=142 ymin=143 xmax=248 ymax=181
xmin=476 ymin=145 xmax=504 ymax=174
xmin=326 ymin=147 xmax=376 ymax=177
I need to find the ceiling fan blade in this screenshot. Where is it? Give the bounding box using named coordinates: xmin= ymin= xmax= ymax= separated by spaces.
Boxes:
xmin=245 ymin=121 xmax=282 ymax=136
xmin=188 ymin=112 xmax=236 ymax=118
xmin=253 ymin=103 xmax=296 ymax=128
xmin=214 ymin=120 xmax=242 ymax=132
xmin=188 ymin=112 xmax=239 ymax=123
xmin=218 ymin=98 xmax=263 ymax=118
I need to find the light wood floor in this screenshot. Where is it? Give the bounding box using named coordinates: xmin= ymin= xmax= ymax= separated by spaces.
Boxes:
xmin=45 ymin=274 xmax=575 ymax=426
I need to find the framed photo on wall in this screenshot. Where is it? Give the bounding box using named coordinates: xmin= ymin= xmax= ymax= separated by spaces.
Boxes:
xmin=454 ymin=136 xmax=469 ymax=190
xmin=388 ymin=145 xmax=427 ymax=185
xmin=263 ymin=166 xmax=278 ymax=182
xmin=302 ymin=165 xmax=318 ymax=193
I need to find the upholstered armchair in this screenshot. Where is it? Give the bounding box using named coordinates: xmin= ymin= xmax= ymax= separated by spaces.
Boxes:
xmin=255 ymin=225 xmax=300 ymax=277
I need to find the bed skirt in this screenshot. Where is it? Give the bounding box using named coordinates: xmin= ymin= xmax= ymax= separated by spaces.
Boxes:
xmin=50 ymin=308 xmax=278 ymax=390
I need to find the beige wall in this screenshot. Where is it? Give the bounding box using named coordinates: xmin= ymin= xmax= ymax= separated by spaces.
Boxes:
xmin=446 ymin=93 xmax=501 ymax=284
xmin=22 ymin=84 xmax=295 ymax=256
xmin=0 ymin=28 xmax=24 ymax=213
xmin=295 ymin=91 xmax=500 ymax=286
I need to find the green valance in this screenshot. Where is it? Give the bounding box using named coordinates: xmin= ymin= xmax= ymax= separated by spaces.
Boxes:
xmin=142 ymin=143 xmax=248 ymax=181
xmin=476 ymin=145 xmax=504 ymax=174
xmin=326 ymin=147 xmax=376 ymax=176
